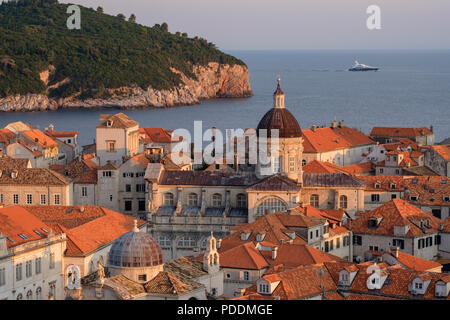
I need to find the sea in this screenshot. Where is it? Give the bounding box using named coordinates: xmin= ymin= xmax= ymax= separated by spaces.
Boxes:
xmin=1 ymin=50 xmax=449 ymax=146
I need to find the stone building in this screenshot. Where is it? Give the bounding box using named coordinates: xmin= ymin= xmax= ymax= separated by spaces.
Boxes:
xmin=425 ymin=144 xmax=450 ymax=177
xmin=145 ymin=79 xmax=369 ymax=259
xmin=96 ymin=113 xmax=140 ymax=166
xmin=0 ymin=205 xmax=67 ymax=300
xmin=370 ymin=126 xmax=435 ymax=146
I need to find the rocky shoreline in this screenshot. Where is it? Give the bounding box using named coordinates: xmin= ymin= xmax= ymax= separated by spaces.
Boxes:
xmin=0 ymin=62 xmax=252 ymax=112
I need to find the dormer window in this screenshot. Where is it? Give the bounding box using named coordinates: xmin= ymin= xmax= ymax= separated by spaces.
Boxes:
xmin=258 ymin=283 xmax=270 ymax=294
xmin=391 ymin=184 xmax=396 ymax=189
xmin=375 ymin=183 xmax=381 ymax=189
xmin=11 ymin=170 xmax=18 ymax=179
xmin=241 ymin=232 xmax=251 ymax=241
xmin=368 ymin=217 xmax=379 ymax=229
xmin=415 ymin=282 xmax=423 ymax=290
xmin=443 ymin=196 xmax=450 ymax=202
xmin=256 ymin=233 xmax=265 ymax=242
xmin=410 ymin=195 xmax=418 ymax=201
xmin=106 ymin=120 xmax=113 ymax=127
xmin=18 ymin=233 xmax=28 ymax=240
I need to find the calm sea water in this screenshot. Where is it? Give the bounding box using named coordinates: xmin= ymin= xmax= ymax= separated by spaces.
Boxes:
xmin=1 ymin=50 xmax=449 ymax=146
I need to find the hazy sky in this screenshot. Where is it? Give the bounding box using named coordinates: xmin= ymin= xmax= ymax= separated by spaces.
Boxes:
xmin=60 ymin=0 xmax=450 ymax=50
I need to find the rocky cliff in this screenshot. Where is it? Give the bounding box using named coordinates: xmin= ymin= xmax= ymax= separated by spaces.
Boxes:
xmin=0 ymin=62 xmax=252 ymax=112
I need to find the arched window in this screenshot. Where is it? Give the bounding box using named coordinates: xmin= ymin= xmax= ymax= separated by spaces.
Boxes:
xmin=339 ymin=195 xmax=348 ymax=209
xmin=188 ymin=193 xmax=198 ymax=206
xmin=16 ymin=293 xmax=23 ymax=300
xmin=302 ymin=160 xmax=307 ymax=166
xmin=89 ymin=261 xmax=94 ymax=273
xmin=36 ymin=287 xmax=42 ymax=300
xmin=236 ymin=194 xmax=247 ymax=208
xmin=164 ymin=193 xmax=174 ymax=206
xmin=256 ymin=198 xmax=287 ymax=217
xmin=310 ymin=194 xmax=319 ymax=208
xmin=26 ymin=290 xmax=32 ymax=300
xmin=212 ymin=193 xmax=222 ymax=207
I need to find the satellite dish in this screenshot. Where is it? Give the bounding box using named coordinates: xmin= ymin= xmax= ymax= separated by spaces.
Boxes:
xmin=66 ymin=265 xmax=81 ymax=290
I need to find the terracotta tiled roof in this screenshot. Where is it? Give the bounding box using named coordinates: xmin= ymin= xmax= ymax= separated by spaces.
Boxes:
xmin=0 ymin=168 xmax=69 ymax=186
xmin=0 ymin=128 xmax=15 ymax=144
xmin=340 ymin=162 xmax=375 ymax=175
xmin=22 ymin=129 xmax=58 ymax=148
xmin=25 ymin=205 xmax=145 ymax=255
xmin=105 ymin=274 xmax=146 ymax=299
xmin=403 ymin=176 xmax=450 ymax=206
xmin=386 ymin=250 xmax=442 ymax=271
xmin=220 ymin=242 xmax=269 ymax=270
xmin=16 ymin=139 xmax=42 ymax=157
xmin=350 ymin=199 xmax=441 ymax=236
xmin=247 ymin=174 xmax=301 ymax=191
xmin=0 ymin=155 xmax=30 ymax=170
xmin=302 ymin=160 xmax=341 ymax=174
xmin=164 ymin=256 xmax=207 ymax=280
xmin=74 ymin=169 xmax=98 ymax=184
xmin=144 ymin=271 xmax=202 ymax=295
xmin=358 ymin=176 xmax=405 ymax=191
xmin=344 ymin=294 xmax=398 ymax=300
xmin=370 ymin=127 xmax=433 ymax=138
xmin=50 ymin=158 xmax=96 ymax=181
xmin=45 ymin=130 xmax=78 ymax=138
xmin=139 ymin=127 xmax=182 ymax=144
xmin=97 ymin=113 xmax=138 ymax=129
xmin=302 ymin=126 xmax=375 ymax=153
xmin=244 ymin=264 xmax=337 ymax=300
xmin=127 ymin=153 xmax=150 ymax=168
xmin=0 ymin=205 xmax=52 ymax=248
xmin=432 ymin=145 xmax=450 ymax=162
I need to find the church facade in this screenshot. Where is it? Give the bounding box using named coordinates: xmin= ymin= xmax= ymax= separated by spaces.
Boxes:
xmin=145 ymin=79 xmax=365 ymax=260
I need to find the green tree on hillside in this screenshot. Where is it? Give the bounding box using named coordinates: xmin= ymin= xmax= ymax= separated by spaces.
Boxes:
xmin=96 ymin=6 xmax=103 ymax=13
xmin=161 ymin=22 xmax=168 ymax=32
xmin=129 ymin=14 xmax=136 ymax=23
xmin=117 ymin=13 xmax=125 ymax=20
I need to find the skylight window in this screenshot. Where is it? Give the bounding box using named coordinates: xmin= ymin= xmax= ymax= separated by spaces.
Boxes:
xmin=34 ymin=230 xmax=42 ymax=236
xmin=7 ymin=237 xmax=14 ymax=243
xmin=18 ymin=233 xmax=28 ymax=240
xmin=442 ymin=180 xmax=447 ymax=184
xmin=430 ymin=189 xmax=435 ymax=193
xmin=41 ymin=228 xmax=48 ymax=233
xmin=412 ymin=179 xmax=418 ymax=184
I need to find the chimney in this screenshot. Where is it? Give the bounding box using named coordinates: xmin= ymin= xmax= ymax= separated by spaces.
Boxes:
xmin=49 ymin=124 xmax=54 ymax=131
xmin=420 ymin=129 xmax=425 ymax=136
xmin=430 ymin=125 xmax=434 ymax=133
xmin=392 ymin=246 xmax=399 ymax=258
xmin=217 ymin=239 xmax=222 ymax=249
xmin=80 ymin=206 xmax=85 ymax=213
xmin=272 ymin=246 xmax=278 ymax=260
xmin=331 ymin=120 xmax=337 ymax=129
xmin=311 ymin=125 xmax=317 ymax=132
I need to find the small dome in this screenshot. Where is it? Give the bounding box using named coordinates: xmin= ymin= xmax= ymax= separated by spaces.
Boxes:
xmin=257 ymin=108 xmax=302 ymax=138
xmin=107 ymin=224 xmax=163 ymax=268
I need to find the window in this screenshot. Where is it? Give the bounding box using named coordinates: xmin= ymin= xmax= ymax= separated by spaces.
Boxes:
xmin=16 ymin=263 xmax=22 ymax=281
xmin=391 ymin=184 xmax=396 ymax=189
xmin=26 ymin=261 xmax=32 ymax=278
xmin=302 ymin=160 xmax=307 ymax=166
xmin=40 ymin=194 xmax=46 ymax=205
xmin=371 ymin=194 xmax=380 ymax=202
xmin=125 ymin=200 xmax=132 ymax=212
xmin=157 ymin=236 xmax=172 ymax=248
xmin=164 ymin=193 xmax=175 ymax=206
xmin=393 ymin=239 xmax=405 ymax=250
xmin=177 ymin=236 xmax=196 ymax=248
xmin=316 ymin=230 xmax=319 ymax=238
xmin=415 ymin=282 xmax=423 ymax=290
xmin=324 ymin=241 xmax=329 ymax=252
xmin=243 ymin=271 xmax=250 ymax=281
xmin=188 ymin=193 xmax=198 ymax=206
xmin=435 ymin=235 xmax=441 ymax=245
xmin=330 ymin=239 xmax=334 ymax=251
xmin=81 ymin=187 xmax=88 ymax=197
xmin=125 ymin=184 xmax=131 ymax=192
xmin=339 ymin=195 xmax=347 ymax=209
xmin=107 ymin=141 xmax=116 ymax=152
xmin=18 ymin=233 xmax=28 ymax=240
xmin=289 ymin=157 xmax=295 ymax=172
xmin=136 ymin=184 xmax=146 ymax=192
xmin=369 ymin=246 xmax=379 ymax=251
xmin=237 ymin=194 xmax=247 ymax=208
xmin=379 ymin=168 xmax=384 ymax=174
xmin=426 ymin=237 xmax=433 ymax=247
xmin=256 ymin=198 xmax=287 ymax=216
xmin=343 ymin=236 xmax=349 ymax=247
xmin=49 ymin=253 xmax=55 ymax=269
xmin=13 ymin=194 xmax=19 ymax=204
xmin=310 ymin=231 xmax=313 ymax=239
xmin=26 ymin=290 xmax=32 ymax=300
xmin=26 ymin=194 xmax=32 ymax=205
xmin=54 ymin=194 xmax=60 ymax=205
xmin=138 ymin=274 xmax=147 ymax=282
xmin=212 ymin=193 xmax=222 ymax=207
xmin=418 ymin=239 xmax=425 ymax=249
xmin=391 ymin=194 xmax=397 ymax=200
xmin=36 ymin=287 xmax=42 ymax=300
xmin=432 ymin=209 xmax=441 ymax=219
xmin=103 ymin=171 xmax=112 ymax=177
xmin=35 ymin=258 xmax=42 ymax=274
xmin=259 ymin=283 xmax=270 ymax=293
xmin=138 ymin=200 xmax=146 ymax=212
xmin=0 ymin=193 xmax=3 ymax=203
xmin=0 ymin=268 xmax=5 ymax=287
xmin=49 ymin=282 xmax=56 ymax=299
xmin=395 ymin=169 xmax=400 ymax=174
xmin=310 ymin=194 xmax=319 ymax=208
xmin=16 ymin=294 xmax=22 ymax=300
xmin=109 ymin=195 xmax=113 ymax=202
xmin=353 ymin=235 xmax=362 ymax=246
xmin=336 ymin=237 xmax=341 ymax=249
xmin=123 ymin=172 xmax=134 ymax=178
xmin=410 ymin=195 xmax=418 ymax=201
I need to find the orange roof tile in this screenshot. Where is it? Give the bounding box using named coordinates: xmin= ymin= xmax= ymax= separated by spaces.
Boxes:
xmin=432 ymin=145 xmax=450 ymax=162
xmin=220 ymin=242 xmax=269 ymax=270
xmin=370 ymin=127 xmax=433 ymax=138
xmin=302 ymin=126 xmax=375 ymax=153
xmin=387 ymin=250 xmax=442 ymax=271
xmin=22 ymin=129 xmax=58 ymax=148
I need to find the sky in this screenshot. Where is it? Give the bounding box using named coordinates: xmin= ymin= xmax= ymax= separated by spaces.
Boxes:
xmin=61 ymin=0 xmax=450 ymax=51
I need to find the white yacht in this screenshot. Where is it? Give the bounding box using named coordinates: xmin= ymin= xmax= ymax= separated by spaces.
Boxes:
xmin=348 ymin=60 xmax=379 ymax=72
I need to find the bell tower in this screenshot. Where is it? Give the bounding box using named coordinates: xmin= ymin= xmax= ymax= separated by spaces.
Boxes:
xmin=203 ymin=232 xmax=220 ymax=274
xmin=273 ymin=76 xmax=285 ymax=108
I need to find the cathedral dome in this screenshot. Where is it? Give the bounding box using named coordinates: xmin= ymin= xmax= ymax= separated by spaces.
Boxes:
xmin=257 ymin=78 xmax=302 ymax=138
xmin=107 ymin=221 xmax=163 ymax=268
